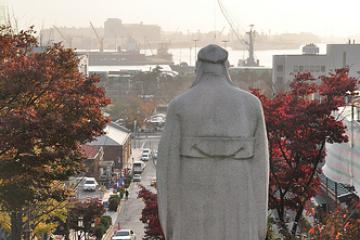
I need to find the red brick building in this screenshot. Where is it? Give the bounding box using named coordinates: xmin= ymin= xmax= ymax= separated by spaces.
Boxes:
xmin=80 ymin=145 xmax=104 ymax=180
xmin=88 ymin=122 xmax=131 ymax=169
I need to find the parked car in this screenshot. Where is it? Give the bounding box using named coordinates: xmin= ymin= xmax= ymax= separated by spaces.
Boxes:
xmin=112 ymin=229 xmax=136 ymax=240
xmin=133 ymin=161 xmax=145 ymax=174
xmin=142 ymin=148 xmax=151 ymax=155
xmin=132 ymin=174 xmax=142 ymax=182
xmin=141 ymin=153 xmax=150 ymax=161
xmin=153 ymin=149 xmax=158 ymax=159
xmin=82 ymin=177 xmax=98 ymax=192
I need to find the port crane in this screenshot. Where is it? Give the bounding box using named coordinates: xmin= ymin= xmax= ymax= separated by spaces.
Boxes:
xmin=52 ymin=25 xmax=73 ymax=48
xmin=217 ymin=0 xmax=258 ymax=66
xmin=90 ymin=22 xmax=104 ymax=52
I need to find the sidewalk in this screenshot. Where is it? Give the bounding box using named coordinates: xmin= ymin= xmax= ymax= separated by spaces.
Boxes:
xmin=102 ymin=148 xmax=144 ymax=239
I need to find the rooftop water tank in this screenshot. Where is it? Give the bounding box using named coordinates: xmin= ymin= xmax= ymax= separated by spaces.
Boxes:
xmin=302 ymin=43 xmax=320 ymax=55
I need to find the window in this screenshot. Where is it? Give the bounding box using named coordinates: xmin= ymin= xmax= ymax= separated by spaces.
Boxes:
xmin=321 ymin=65 xmax=326 ymax=72
xmin=277 ymin=64 xmax=284 ymax=72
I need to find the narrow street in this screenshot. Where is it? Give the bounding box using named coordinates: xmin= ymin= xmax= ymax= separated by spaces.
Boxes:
xmin=107 ymin=135 xmax=160 ymax=239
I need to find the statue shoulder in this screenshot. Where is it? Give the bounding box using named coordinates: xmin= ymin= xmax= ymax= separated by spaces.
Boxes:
xmin=231 ymin=87 xmax=264 ymax=113
xmin=166 ymin=88 xmax=194 ymax=112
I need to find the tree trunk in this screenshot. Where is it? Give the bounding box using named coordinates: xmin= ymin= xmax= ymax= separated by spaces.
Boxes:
xmin=291 ymin=205 xmax=304 ymax=236
xmin=10 ymin=211 xmax=23 ymax=240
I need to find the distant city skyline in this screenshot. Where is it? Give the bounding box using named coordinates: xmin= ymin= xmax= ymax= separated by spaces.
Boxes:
xmin=6 ymin=0 xmax=360 ymax=37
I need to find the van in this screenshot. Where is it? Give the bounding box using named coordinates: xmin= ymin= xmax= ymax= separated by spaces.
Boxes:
xmin=133 ymin=161 xmax=145 ymax=174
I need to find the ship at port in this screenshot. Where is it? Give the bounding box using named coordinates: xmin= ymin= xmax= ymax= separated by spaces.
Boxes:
xmin=42 ymin=18 xmax=173 ymax=66
xmin=77 ymin=39 xmax=173 ymax=66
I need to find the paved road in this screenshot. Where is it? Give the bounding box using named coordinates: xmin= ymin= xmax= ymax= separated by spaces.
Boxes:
xmin=112 ymin=163 xmax=156 ymax=239
xmin=111 ymin=143 xmax=158 ymax=239
xmin=133 ymin=134 xmax=161 ymax=150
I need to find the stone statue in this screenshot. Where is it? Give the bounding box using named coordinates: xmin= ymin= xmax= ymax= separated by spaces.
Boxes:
xmin=156 ymin=44 xmax=269 ymax=240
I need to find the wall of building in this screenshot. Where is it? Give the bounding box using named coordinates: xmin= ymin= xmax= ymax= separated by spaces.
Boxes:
xmin=90 ymin=145 xmax=122 ymax=169
xmin=273 ymin=43 xmax=360 ymax=92
xmin=104 ymin=18 xmax=161 ymax=44
xmin=93 ymin=140 xmax=130 ymax=170
xmin=121 ymin=137 xmax=132 ymax=169
xmin=83 ymin=147 xmax=104 ymax=180
xmin=273 ymin=54 xmax=327 ymax=92
xmin=327 ymin=44 xmax=360 ymax=76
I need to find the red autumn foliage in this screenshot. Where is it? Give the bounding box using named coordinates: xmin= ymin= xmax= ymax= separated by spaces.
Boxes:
xmin=307 ymin=201 xmax=360 ymax=240
xmin=0 ymin=26 xmax=110 ymax=238
xmin=252 ymin=68 xmax=358 ymax=236
xmin=137 ymin=185 xmax=164 ymax=239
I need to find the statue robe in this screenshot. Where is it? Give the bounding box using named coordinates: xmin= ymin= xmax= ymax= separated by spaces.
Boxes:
xmin=156 ymin=70 xmax=269 ymax=240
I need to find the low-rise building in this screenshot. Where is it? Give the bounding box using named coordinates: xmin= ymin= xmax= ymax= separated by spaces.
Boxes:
xmin=88 ymin=122 xmax=131 ymax=169
xmin=80 ymin=145 xmax=104 ymax=180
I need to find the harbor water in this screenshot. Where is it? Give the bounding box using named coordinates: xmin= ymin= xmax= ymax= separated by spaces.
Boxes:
xmin=88 ymin=44 xmax=327 ymax=72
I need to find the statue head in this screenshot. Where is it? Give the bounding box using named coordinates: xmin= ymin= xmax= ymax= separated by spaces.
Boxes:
xmin=193 ymin=44 xmax=233 ymax=87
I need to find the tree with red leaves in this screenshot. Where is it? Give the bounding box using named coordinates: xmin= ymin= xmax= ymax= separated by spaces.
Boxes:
xmin=252 ymin=68 xmax=358 ymax=236
xmin=0 ymin=26 xmax=109 ymax=240
xmin=137 ymin=185 xmax=164 ymax=239
xmin=307 ymin=201 xmax=360 ymax=239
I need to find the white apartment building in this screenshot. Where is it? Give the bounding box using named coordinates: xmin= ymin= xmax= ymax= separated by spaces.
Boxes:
xmin=273 ymin=43 xmax=360 ymax=92
xmin=323 ymin=105 xmax=360 ymax=197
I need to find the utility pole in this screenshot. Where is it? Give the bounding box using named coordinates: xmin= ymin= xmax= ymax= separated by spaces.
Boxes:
xmin=189 ymin=47 xmax=192 ymax=66
xmin=246 ymin=24 xmax=257 ymax=66
xmin=193 ymin=39 xmax=199 ymax=63
xmin=221 ymin=40 xmax=229 ymax=49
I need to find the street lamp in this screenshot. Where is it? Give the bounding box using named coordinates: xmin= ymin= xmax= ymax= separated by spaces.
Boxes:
xmin=78 ymin=216 xmax=83 ymax=240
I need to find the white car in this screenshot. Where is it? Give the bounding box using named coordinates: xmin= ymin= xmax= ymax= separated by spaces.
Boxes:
xmin=133 ymin=161 xmax=145 ymax=174
xmin=82 ymin=177 xmax=98 ymax=192
xmin=142 ymin=148 xmax=151 ymax=154
xmin=132 ymin=174 xmax=142 ymax=182
xmin=141 ymin=153 xmax=150 ymax=161
xmin=112 ymin=229 xmax=136 ymax=240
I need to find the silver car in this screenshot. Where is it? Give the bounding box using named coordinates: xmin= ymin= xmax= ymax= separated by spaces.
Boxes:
xmin=132 ymin=174 xmax=142 ymax=182
xmin=112 ymin=229 xmax=136 ymax=240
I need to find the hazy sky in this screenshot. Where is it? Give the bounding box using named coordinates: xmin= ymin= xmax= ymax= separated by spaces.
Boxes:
xmin=7 ymin=0 xmax=360 ymax=36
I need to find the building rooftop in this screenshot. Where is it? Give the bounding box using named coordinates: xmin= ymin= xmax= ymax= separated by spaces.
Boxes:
xmin=89 ymin=122 xmax=130 ymax=146
xmin=80 ymin=145 xmax=100 ymax=159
